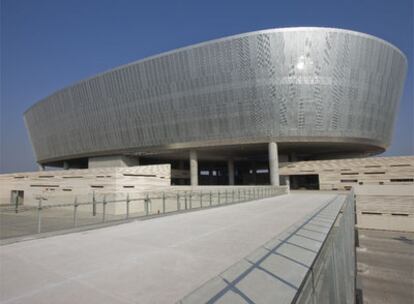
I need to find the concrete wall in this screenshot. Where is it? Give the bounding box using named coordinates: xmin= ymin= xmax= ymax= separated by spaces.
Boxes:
xmin=355 ymin=185 xmax=414 ymax=232
xmin=280 ymin=156 xmax=414 ymax=232
xmin=88 ymin=155 xmax=139 ymax=168
xmin=0 ymin=165 xmax=171 ymax=215
xmin=280 ymin=155 xmax=414 ymax=190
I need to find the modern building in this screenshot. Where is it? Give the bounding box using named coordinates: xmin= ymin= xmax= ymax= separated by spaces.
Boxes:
xmin=24 ymin=27 xmax=407 ymax=186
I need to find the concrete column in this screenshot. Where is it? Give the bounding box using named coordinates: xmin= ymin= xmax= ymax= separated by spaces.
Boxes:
xmin=228 ymin=159 xmax=235 ymax=185
xmin=269 ymin=142 xmax=279 ymax=186
xmin=38 ymin=164 xmax=45 ymax=171
xmin=63 ymin=161 xmax=69 ymax=170
xmin=190 ymin=150 xmax=198 ymax=186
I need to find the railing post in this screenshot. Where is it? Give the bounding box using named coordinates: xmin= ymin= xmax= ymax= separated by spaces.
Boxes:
xmin=189 ymin=192 xmax=192 ymax=209
xmin=184 ymin=192 xmax=188 ymax=210
xmin=145 ymin=194 xmax=150 ymax=216
xmin=73 ymin=196 xmax=78 ymax=227
xmin=126 ymin=193 xmax=130 ymax=220
xmin=14 ymin=194 xmax=19 ymax=214
xmin=200 ymin=191 xmax=203 ymax=208
xmin=102 ymin=195 xmax=107 ymax=222
xmin=177 ymin=193 xmax=180 ymax=211
xmin=37 ymin=197 xmax=42 ymax=234
xmin=209 ymin=191 xmax=212 ymax=207
xmin=162 ymin=192 xmax=166 ymax=213
xmin=218 ymin=190 xmax=220 ymax=205
xmin=238 ymin=188 xmax=241 ymax=201
xmin=232 ymin=189 xmax=235 ymax=203
xmin=92 ymin=191 xmax=97 ymax=216
xmin=225 ymin=189 xmax=228 ymax=204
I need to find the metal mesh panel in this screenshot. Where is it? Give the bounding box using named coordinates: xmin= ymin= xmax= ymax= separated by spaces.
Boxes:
xmin=24 ymin=28 xmax=407 ymax=163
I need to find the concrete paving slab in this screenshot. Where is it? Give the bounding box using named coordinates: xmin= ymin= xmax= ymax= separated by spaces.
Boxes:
xmin=0 ymin=193 xmax=338 ymax=304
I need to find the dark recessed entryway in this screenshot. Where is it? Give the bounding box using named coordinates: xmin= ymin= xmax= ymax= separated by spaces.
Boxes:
xmin=288 ymin=175 xmax=320 ymax=190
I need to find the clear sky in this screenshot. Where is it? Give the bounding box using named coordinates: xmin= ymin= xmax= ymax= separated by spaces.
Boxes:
xmin=1 ymin=0 xmax=413 ymax=173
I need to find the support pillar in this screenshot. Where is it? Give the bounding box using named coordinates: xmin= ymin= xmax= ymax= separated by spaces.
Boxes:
xmin=63 ymin=161 xmax=69 ymax=170
xmin=190 ymin=150 xmax=198 ymax=186
xmin=269 ymin=142 xmax=279 ymax=186
xmin=228 ymin=159 xmax=235 ymax=185
xmin=38 ymin=164 xmax=45 ymax=171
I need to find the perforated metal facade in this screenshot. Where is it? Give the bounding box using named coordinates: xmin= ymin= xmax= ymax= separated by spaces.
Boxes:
xmin=24 ymin=27 xmax=407 ymax=164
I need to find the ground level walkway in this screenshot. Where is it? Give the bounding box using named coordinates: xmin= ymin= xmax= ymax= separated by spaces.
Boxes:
xmin=0 ymin=192 xmax=339 ymax=304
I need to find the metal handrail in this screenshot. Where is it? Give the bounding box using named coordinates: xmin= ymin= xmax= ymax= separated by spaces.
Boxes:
xmin=4 ymin=186 xmax=287 ymax=236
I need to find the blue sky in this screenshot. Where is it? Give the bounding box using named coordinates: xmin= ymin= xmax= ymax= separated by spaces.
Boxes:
xmin=1 ymin=0 xmax=413 ymax=173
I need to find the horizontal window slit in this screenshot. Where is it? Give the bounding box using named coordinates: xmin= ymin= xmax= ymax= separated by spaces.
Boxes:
xmin=390 ymin=178 xmax=413 ymax=182
xmin=390 ymin=164 xmax=411 ymax=167
xmin=364 ymin=172 xmax=385 ymax=175
xmin=123 ymin=174 xmax=156 ymax=177
xmin=30 ymin=185 xmax=59 ymax=187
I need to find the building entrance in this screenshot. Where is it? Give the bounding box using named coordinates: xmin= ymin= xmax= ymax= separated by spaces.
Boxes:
xmin=289 ymin=175 xmax=320 ymax=190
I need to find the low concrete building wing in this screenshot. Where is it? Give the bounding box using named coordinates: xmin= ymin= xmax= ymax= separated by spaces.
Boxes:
xmin=354 ymin=184 xmax=414 ymax=231
xmin=0 ymin=165 xmax=171 ymax=211
xmin=280 ymin=155 xmax=414 ymax=232
xmin=280 ymin=155 xmax=414 ymax=190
